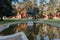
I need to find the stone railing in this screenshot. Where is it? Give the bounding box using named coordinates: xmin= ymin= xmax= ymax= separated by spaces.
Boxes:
xmin=0 ymin=25 xmax=9 ymax=32
xmin=0 ymin=21 xmax=60 ymax=32
xmin=0 ymin=32 xmax=28 ymax=40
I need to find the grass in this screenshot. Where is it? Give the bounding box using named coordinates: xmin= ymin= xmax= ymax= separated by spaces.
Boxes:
xmin=0 ymin=18 xmax=60 ymax=25
xmin=44 ymin=19 xmax=60 ymax=24
xmin=0 ymin=18 xmax=38 ymax=25
xmin=0 ymin=19 xmax=28 ymax=25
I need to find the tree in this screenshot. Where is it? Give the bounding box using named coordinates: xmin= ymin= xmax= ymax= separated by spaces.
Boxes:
xmin=39 ymin=0 xmax=45 ymax=18
xmin=0 ymin=0 xmax=14 ymax=21
xmin=32 ymin=0 xmax=37 ymax=6
xmin=27 ymin=7 xmax=34 ymax=16
xmin=12 ymin=0 xmax=18 ymax=3
xmin=33 ymin=7 xmax=39 ymax=15
xmin=24 ymin=0 xmax=33 ymax=10
xmin=48 ymin=0 xmax=54 ymax=14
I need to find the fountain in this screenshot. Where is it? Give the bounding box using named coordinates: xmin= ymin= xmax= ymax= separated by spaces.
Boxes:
xmin=0 ymin=22 xmax=60 ymax=40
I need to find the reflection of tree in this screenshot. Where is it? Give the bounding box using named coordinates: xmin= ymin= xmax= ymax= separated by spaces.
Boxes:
xmin=25 ymin=23 xmax=40 ymax=40
xmin=0 ymin=24 xmax=17 ymax=36
xmin=47 ymin=25 xmax=54 ymax=40
xmin=39 ymin=24 xmax=44 ymax=40
xmin=16 ymin=23 xmax=27 ymax=32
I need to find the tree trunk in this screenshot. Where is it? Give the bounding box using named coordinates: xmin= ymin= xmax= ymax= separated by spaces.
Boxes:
xmin=0 ymin=17 xmax=3 ymax=21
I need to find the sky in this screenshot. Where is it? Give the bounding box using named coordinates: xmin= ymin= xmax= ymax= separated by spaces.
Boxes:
xmin=12 ymin=0 xmax=50 ymax=5
xmin=37 ymin=0 xmax=49 ymax=5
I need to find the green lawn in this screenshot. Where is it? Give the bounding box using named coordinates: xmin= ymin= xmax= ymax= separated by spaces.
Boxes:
xmin=0 ymin=19 xmax=60 ymax=25
xmin=0 ymin=19 xmax=27 ymax=25
xmin=44 ymin=19 xmax=60 ymax=24
xmin=0 ymin=19 xmax=38 ymax=25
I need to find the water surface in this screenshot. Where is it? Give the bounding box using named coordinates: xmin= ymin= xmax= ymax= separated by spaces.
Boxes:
xmin=0 ymin=23 xmax=60 ymax=40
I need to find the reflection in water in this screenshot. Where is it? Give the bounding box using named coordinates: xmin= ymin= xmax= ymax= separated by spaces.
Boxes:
xmin=0 ymin=24 xmax=17 ymax=35
xmin=36 ymin=33 xmax=40 ymax=40
xmin=0 ymin=23 xmax=60 ymax=40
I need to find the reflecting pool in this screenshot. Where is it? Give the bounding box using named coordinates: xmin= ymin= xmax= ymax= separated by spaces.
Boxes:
xmin=0 ymin=23 xmax=60 ymax=40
